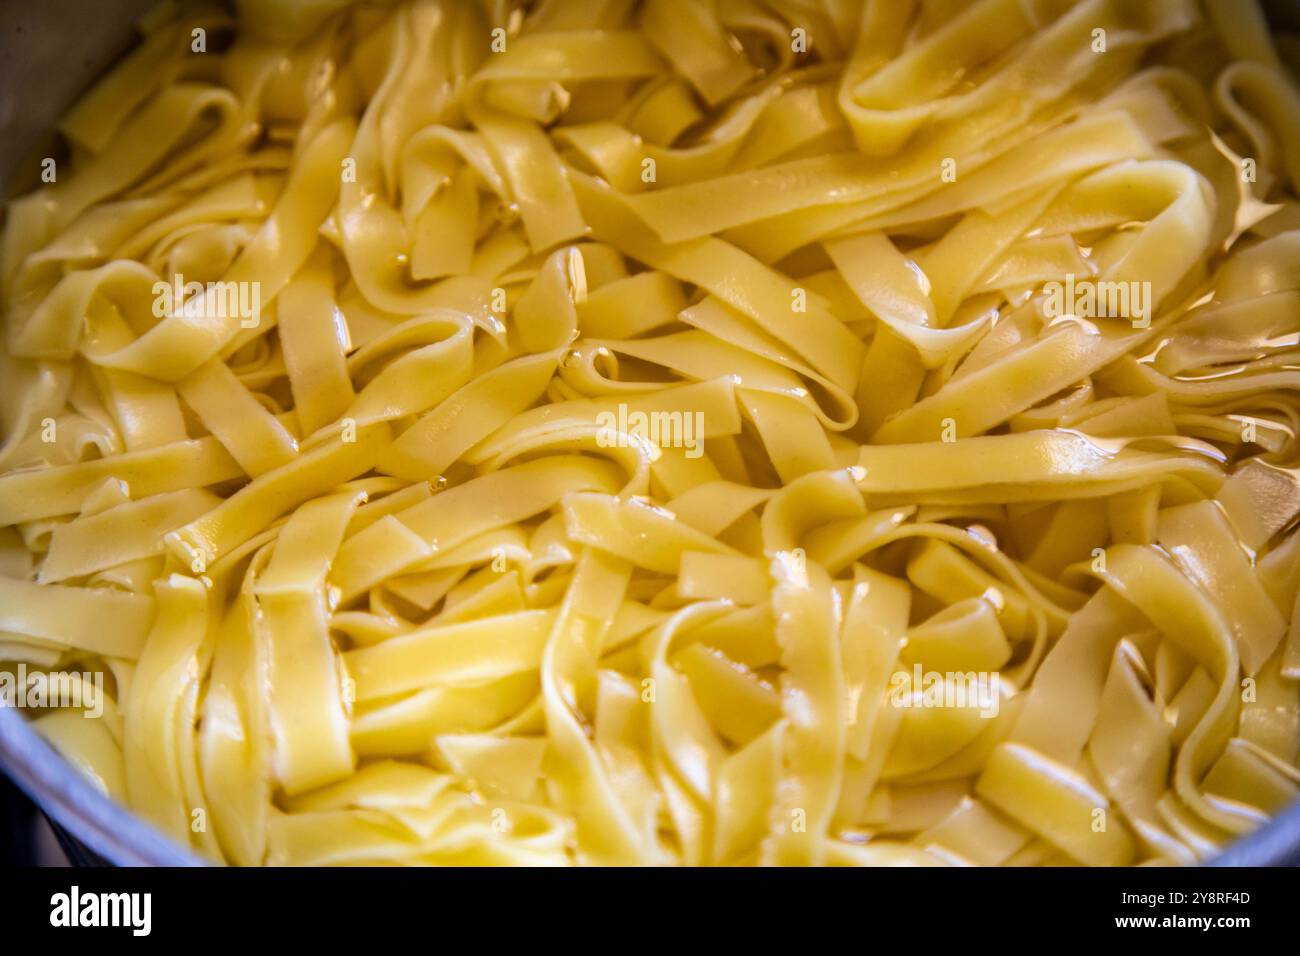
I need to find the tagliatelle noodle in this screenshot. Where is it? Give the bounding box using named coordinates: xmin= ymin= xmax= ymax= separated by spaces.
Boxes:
xmin=0 ymin=0 xmax=1299 ymax=866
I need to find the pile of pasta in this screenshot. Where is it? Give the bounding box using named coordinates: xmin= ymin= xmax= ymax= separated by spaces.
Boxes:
xmin=2 ymin=0 xmax=1300 ymax=866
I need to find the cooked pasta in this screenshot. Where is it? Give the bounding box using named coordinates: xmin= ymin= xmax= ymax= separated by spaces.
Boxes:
xmin=1 ymin=0 xmax=1299 ymax=867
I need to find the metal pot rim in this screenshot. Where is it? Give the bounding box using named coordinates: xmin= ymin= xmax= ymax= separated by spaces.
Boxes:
xmin=0 ymin=706 xmax=199 ymax=865
xmin=5 ymin=702 xmax=1300 ymax=866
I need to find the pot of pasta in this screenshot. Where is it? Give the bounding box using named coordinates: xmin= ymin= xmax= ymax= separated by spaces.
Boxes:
xmin=0 ymin=0 xmax=1299 ymax=868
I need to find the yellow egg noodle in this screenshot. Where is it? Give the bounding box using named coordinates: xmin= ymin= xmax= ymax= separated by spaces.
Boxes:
xmin=1 ymin=0 xmax=1299 ymax=867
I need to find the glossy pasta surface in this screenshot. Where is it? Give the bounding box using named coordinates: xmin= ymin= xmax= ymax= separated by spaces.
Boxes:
xmin=2 ymin=0 xmax=1300 ymax=866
